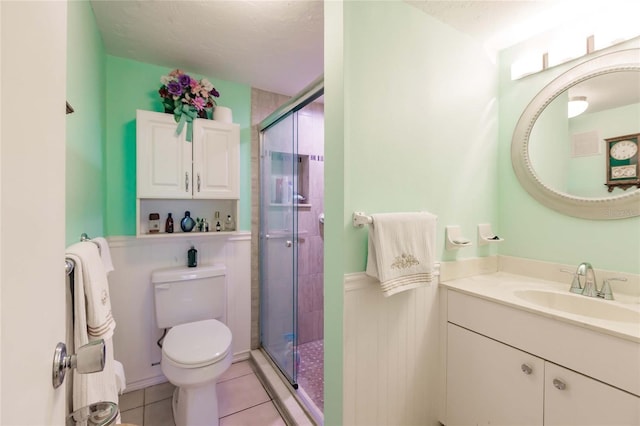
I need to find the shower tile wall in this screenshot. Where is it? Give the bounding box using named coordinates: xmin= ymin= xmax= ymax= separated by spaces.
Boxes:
xmin=296 ymin=103 xmax=324 ymax=344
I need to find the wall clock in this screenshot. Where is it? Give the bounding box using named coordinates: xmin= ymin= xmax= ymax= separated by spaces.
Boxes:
xmin=605 ymin=133 xmax=640 ymax=192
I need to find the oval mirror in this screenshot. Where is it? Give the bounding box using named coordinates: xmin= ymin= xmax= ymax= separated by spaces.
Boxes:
xmin=511 ymin=49 xmax=640 ymax=219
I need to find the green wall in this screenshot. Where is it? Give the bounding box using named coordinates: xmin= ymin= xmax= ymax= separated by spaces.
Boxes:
xmin=104 ymin=57 xmax=252 ymax=236
xmin=498 ymin=36 xmax=640 ymax=273
xmin=324 ymin=1 xmax=499 ymax=423
xmin=65 ymin=0 xmax=106 ymax=246
xmin=342 ymin=1 xmax=499 ymax=272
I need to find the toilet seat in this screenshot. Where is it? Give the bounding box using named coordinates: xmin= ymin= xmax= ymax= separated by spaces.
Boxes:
xmin=163 ymin=319 xmax=232 ymax=368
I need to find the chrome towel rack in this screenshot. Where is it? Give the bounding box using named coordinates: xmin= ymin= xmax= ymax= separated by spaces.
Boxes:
xmin=65 ymin=233 xmax=98 ymax=275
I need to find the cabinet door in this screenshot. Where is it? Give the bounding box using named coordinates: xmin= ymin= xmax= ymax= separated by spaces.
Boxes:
xmin=136 ymin=110 xmax=192 ymax=198
xmin=192 ymin=119 xmax=240 ymax=199
xmin=446 ymin=323 xmax=544 ymax=426
xmin=545 ymin=362 xmax=640 ymax=426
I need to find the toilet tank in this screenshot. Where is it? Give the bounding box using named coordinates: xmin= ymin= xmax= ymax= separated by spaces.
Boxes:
xmin=152 ymin=264 xmax=226 ymax=329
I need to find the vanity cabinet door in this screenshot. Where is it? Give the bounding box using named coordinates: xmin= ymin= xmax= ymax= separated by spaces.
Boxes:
xmin=446 ymin=323 xmax=544 ymax=426
xmin=192 ymin=119 xmax=240 ymax=199
xmin=137 ymin=110 xmax=192 ymax=199
xmin=544 ymin=362 xmax=640 ymax=426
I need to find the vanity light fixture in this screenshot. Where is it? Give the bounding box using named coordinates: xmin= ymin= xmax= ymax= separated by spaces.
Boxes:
xmin=568 ymin=96 xmax=589 ymax=118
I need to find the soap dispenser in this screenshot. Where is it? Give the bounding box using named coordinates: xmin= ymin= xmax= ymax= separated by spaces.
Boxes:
xmin=187 ymin=246 xmax=197 ymax=268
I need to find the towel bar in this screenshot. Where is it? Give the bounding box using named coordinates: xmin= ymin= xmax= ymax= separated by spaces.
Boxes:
xmin=352 ymin=211 xmax=373 ymax=227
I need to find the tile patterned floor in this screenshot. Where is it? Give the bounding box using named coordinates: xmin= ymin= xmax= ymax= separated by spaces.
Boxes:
xmin=296 ymin=340 xmax=324 ymax=412
xmin=119 ymin=361 xmax=286 ymax=426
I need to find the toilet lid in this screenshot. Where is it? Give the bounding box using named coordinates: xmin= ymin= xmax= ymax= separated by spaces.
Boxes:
xmin=163 ymin=319 xmax=232 ymax=368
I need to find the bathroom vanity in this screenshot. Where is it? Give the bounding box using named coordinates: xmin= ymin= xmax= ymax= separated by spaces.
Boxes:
xmin=440 ymin=272 xmax=640 ymax=426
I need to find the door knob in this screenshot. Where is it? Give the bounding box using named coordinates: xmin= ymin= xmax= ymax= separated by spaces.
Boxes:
xmin=52 ymin=340 xmax=105 ymax=389
xmin=521 ymin=364 xmax=533 ymax=375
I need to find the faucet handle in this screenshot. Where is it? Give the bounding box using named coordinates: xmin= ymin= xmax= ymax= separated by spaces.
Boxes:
xmin=599 ymin=277 xmax=628 ymax=300
xmin=560 ymin=269 xmax=583 ymax=294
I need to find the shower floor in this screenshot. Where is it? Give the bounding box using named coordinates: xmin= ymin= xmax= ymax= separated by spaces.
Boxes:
xmin=297 ymin=339 xmax=324 ymax=412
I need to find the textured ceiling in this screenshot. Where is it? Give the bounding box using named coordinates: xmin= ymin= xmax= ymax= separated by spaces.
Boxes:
xmin=91 ymin=0 xmax=324 ymax=97
xmin=91 ymin=0 xmax=570 ymax=97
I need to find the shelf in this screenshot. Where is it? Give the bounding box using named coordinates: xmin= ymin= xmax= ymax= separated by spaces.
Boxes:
xmin=137 ymin=231 xmax=238 ymax=239
xmin=269 ymin=203 xmax=312 ymax=208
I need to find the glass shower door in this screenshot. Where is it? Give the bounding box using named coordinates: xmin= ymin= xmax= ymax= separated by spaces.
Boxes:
xmin=260 ymin=113 xmax=299 ymax=386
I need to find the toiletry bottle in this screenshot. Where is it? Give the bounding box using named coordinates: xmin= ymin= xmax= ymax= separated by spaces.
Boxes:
xmin=187 ymin=246 xmax=197 ymax=267
xmin=224 ymin=214 xmax=235 ymax=231
xmin=149 ymin=213 xmax=160 ymax=233
xmin=180 ymin=211 xmax=195 ymax=232
xmin=165 ymin=213 xmax=174 ymax=233
xmin=215 ymin=211 xmax=221 ymax=232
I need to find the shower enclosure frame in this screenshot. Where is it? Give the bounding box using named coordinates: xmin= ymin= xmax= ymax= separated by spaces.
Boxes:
xmin=258 ymin=76 xmax=324 ymax=390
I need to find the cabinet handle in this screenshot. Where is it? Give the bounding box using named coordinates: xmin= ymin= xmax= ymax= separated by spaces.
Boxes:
xmin=197 ymin=173 xmax=201 ymax=192
xmin=185 ymin=172 xmax=189 ymax=192
xmin=553 ymin=378 xmax=567 ymax=390
xmin=521 ymin=364 xmax=533 ymax=375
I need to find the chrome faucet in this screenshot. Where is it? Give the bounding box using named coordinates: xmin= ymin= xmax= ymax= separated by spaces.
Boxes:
xmin=576 ymin=262 xmax=598 ymax=297
xmin=565 ymin=262 xmax=595 ymax=295
xmin=565 ymin=262 xmax=628 ymax=300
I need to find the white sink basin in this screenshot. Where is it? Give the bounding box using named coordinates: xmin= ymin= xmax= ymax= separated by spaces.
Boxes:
xmin=514 ymin=290 xmax=640 ymax=323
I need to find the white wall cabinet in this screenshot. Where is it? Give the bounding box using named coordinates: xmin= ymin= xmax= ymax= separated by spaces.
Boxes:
xmin=445 ymin=317 xmax=640 ymax=426
xmin=136 ymin=110 xmax=240 ymax=236
xmin=136 ymin=110 xmax=239 ymax=199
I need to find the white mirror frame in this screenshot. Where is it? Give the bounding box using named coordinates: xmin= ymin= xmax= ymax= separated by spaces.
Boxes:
xmin=511 ymin=48 xmax=640 ymax=220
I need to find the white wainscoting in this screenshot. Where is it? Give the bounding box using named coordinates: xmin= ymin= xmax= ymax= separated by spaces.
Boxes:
xmin=106 ymin=233 xmax=251 ymax=392
xmin=343 ymin=271 xmax=442 ymax=426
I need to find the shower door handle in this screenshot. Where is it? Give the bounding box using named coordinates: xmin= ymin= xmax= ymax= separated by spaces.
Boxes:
xmin=286 ymin=240 xmax=293 ymax=247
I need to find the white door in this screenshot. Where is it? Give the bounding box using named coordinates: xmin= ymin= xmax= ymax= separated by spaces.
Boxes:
xmin=192 ymin=120 xmax=240 ymax=199
xmin=545 ymin=362 xmax=640 ymax=425
xmin=1 ymin=1 xmax=67 ymax=424
xmin=446 ymin=323 xmax=544 ymax=426
xmin=136 ymin=110 xmax=192 ymax=199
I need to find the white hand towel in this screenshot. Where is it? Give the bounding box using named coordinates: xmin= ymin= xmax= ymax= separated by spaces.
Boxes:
xmin=92 ymin=237 xmax=115 ymax=274
xmin=113 ymin=360 xmax=127 ymax=395
xmin=66 ymin=241 xmax=119 ymax=414
xmin=66 ymin=242 xmax=116 ymax=340
xmin=366 ymin=212 xmax=437 ymax=297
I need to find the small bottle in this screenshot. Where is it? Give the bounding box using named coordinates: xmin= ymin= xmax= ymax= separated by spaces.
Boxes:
xmin=165 ymin=213 xmax=174 ymax=233
xmin=148 ymin=213 xmax=160 ymax=234
xmin=180 ymin=211 xmax=195 ymax=232
xmin=187 ymin=246 xmax=197 ymax=267
xmin=224 ymin=214 xmax=235 ymax=231
xmin=215 ymin=211 xmax=221 ymax=232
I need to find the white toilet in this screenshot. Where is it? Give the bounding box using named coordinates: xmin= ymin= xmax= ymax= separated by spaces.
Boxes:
xmin=152 ymin=264 xmax=233 ymax=426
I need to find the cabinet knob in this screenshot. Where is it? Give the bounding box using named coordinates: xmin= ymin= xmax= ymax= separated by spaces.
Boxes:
xmin=185 ymin=172 xmax=189 ymax=192
xmin=521 ymin=363 xmax=533 ymax=375
xmin=553 ymin=378 xmax=567 ymax=390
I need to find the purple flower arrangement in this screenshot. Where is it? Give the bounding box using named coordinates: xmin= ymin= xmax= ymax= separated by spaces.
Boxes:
xmin=158 ymin=69 xmax=220 ymax=116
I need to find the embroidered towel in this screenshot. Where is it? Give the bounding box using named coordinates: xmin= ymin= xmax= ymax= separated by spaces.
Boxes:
xmin=66 ymin=241 xmax=118 ymax=414
xmin=66 ymin=242 xmax=116 ymax=340
xmin=365 ymin=212 xmax=437 ymax=297
xmin=93 ymin=237 xmax=115 ymax=274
